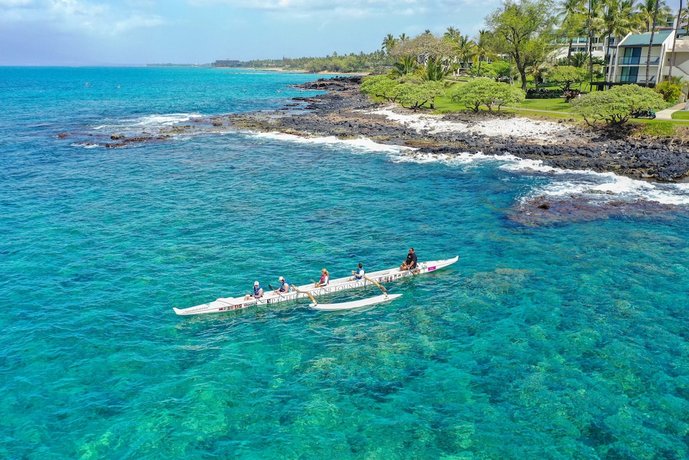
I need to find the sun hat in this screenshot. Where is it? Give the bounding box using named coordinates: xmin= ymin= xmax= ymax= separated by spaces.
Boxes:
xmin=254 ymin=281 xmax=259 ymax=287
xmin=279 ymin=276 xmax=285 ymax=282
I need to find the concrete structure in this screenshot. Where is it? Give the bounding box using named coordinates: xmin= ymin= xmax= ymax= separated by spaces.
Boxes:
xmin=608 ymin=30 xmax=684 ymax=85
xmin=552 ymin=37 xmax=607 ymax=61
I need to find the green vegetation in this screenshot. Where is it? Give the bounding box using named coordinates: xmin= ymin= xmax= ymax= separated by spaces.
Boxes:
xmin=671 ymin=110 xmax=689 ymax=120
xmin=654 ymin=81 xmax=682 ymax=103
xmin=233 ymin=0 xmax=689 ymax=139
xmin=394 ymin=81 xmax=446 ymax=110
xmin=546 ymin=65 xmax=587 ymax=91
xmin=360 ymin=75 xmax=445 ymax=110
xmin=240 ymin=52 xmax=391 ymax=73
xmin=487 ymin=0 xmax=555 ymax=90
xmin=572 ymin=84 xmax=667 ymax=126
xmin=517 ymin=98 xmax=574 ymax=111
xmin=632 ymin=119 xmax=678 ymax=136
xmin=449 ymin=78 xmax=525 ymax=112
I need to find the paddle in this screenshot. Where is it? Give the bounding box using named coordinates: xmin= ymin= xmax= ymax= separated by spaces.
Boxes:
xmin=364 ymin=275 xmax=388 ymax=295
xmin=291 ymin=285 xmax=319 ymax=307
xmin=270 ymin=283 xmax=318 ymax=306
xmin=269 ymin=283 xmax=288 ymax=297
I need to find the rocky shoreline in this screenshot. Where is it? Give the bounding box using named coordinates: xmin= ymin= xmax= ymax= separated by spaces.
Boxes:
xmin=56 ymin=76 xmax=689 ymax=225
xmin=229 ymin=76 xmax=689 ymax=183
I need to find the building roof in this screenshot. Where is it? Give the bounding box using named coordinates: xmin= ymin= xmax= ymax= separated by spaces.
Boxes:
xmin=619 ymin=30 xmax=673 ymax=47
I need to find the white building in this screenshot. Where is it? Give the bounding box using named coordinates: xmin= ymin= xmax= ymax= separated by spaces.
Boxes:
xmin=608 ymin=29 xmax=689 ymax=85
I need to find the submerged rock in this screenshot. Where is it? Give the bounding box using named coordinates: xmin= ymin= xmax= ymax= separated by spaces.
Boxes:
xmin=508 ymin=195 xmax=682 ymax=226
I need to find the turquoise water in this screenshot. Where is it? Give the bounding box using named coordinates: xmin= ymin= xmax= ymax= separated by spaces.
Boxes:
xmin=1 ymin=67 xmax=688 ymax=459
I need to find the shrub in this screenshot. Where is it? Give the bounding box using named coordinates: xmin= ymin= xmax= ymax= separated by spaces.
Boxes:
xmin=450 ymin=78 xmax=525 ymax=112
xmin=547 ymin=65 xmax=587 ymax=91
xmin=526 ymin=88 xmax=563 ymax=99
xmin=572 ymin=84 xmax=666 ymax=126
xmin=392 ymin=81 xmax=445 ymax=110
xmin=360 ymin=75 xmax=399 ymax=101
xmin=654 ymin=81 xmax=682 ymax=103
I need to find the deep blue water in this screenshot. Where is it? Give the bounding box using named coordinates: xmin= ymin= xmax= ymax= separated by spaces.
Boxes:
xmin=1 ymin=67 xmax=688 ymax=459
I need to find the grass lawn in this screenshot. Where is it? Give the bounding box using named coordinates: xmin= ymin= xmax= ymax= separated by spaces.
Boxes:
xmin=629 ymin=119 xmax=680 ymax=137
xmin=516 ymin=98 xmax=573 ymax=112
xmin=429 ymin=85 xmax=687 ymax=137
xmin=434 ymin=91 xmax=580 ymax=121
xmin=671 ymin=110 xmax=689 ymax=120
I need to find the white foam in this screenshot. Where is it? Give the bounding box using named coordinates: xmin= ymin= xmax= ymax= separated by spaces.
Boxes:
xmin=247 ymin=129 xmax=689 ymax=206
xmin=91 ymin=113 xmax=201 ymax=132
xmin=393 ymin=148 xmax=689 ymax=206
xmin=367 ymin=107 xmax=569 ymax=141
xmin=132 ymin=113 xmax=201 ymax=127
xmin=247 ymin=131 xmax=413 ymax=154
xmin=71 ymin=142 xmax=100 ymax=149
xmin=532 ymin=173 xmax=689 ymax=206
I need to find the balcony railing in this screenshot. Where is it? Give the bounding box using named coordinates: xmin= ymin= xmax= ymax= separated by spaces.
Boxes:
xmin=619 ymin=76 xmax=656 ymax=84
xmin=618 ymin=56 xmax=660 ymax=65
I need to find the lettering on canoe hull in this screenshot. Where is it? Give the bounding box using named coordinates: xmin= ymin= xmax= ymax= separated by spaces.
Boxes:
xmin=210 ymin=270 xmax=426 ymax=312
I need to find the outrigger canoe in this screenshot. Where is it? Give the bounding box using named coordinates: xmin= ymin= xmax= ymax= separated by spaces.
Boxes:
xmin=172 ymin=256 xmax=459 ymax=316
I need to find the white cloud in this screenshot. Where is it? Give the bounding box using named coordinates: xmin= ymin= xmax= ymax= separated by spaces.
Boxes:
xmin=187 ymin=0 xmax=443 ymax=17
xmin=0 ymin=0 xmax=165 ymax=35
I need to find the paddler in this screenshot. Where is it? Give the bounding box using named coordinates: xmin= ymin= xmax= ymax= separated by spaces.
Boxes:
xmin=352 ymin=262 xmax=365 ymax=280
xmin=314 ymin=268 xmax=329 ymax=287
xmin=276 ymin=276 xmax=290 ymax=293
xmin=244 ymin=281 xmax=264 ymax=300
xmin=400 ymin=247 xmax=418 ymax=270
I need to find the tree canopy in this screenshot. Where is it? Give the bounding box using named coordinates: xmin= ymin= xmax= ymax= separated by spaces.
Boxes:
xmin=572 ymin=84 xmax=666 ymax=125
xmin=487 ymin=0 xmax=556 ymax=90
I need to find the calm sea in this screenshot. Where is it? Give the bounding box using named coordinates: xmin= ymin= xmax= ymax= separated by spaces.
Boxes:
xmin=1 ymin=67 xmax=688 ymax=459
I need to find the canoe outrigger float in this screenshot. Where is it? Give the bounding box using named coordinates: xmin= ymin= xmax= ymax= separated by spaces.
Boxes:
xmin=173 ymin=256 xmax=459 ymax=316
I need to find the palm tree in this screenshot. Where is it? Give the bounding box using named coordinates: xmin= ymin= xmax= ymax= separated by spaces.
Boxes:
xmin=601 ymin=0 xmax=638 ymax=80
xmin=639 ymin=0 xmax=669 ymax=85
xmin=669 ymin=0 xmax=683 ymax=79
xmin=558 ymin=0 xmax=586 ymax=59
xmin=381 ymin=34 xmax=397 ymax=55
xmin=393 ymin=55 xmax=417 ymax=76
xmin=398 ymin=33 xmax=409 ymax=43
xmin=456 ymin=35 xmax=477 ymax=69
xmin=636 ymin=0 xmax=670 ymax=32
xmin=585 ymin=0 xmax=604 ymax=86
xmin=681 ymin=6 xmax=689 ymax=35
xmin=444 ymin=27 xmax=462 ymax=42
xmin=474 ymin=29 xmax=493 ymax=75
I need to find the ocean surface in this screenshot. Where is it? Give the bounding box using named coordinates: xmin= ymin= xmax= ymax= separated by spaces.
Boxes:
xmin=1 ymin=67 xmax=688 ymax=459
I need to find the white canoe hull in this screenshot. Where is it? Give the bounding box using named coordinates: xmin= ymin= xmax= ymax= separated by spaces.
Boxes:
xmin=310 ymin=293 xmax=402 ymax=311
xmin=173 ymin=256 xmax=458 ymax=316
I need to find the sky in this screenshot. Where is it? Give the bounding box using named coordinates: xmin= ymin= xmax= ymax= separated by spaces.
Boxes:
xmin=0 ymin=0 xmax=502 ymax=65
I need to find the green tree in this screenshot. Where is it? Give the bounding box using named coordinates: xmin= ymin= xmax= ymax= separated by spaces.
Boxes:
xmin=360 ymin=75 xmax=400 ymax=101
xmin=444 ymin=28 xmax=476 ymax=70
xmin=636 ymin=0 xmax=670 ymax=32
xmin=654 ymin=81 xmax=682 ymax=102
xmin=393 ymin=55 xmax=418 ymax=76
xmin=474 ymin=29 xmax=494 ymax=75
xmin=558 ymin=0 xmax=586 ymax=60
xmin=392 ymin=81 xmax=445 ymax=110
xmin=547 ymin=65 xmax=587 ymax=90
xmin=572 ymin=84 xmax=666 ymax=125
xmin=636 ymin=0 xmax=669 ymax=85
xmin=601 ymin=0 xmax=638 ymax=80
xmin=487 ymin=0 xmax=556 ymax=90
xmin=450 ymin=78 xmax=526 ymax=112
xmin=382 ymin=34 xmax=398 ymax=55
xmin=424 ymin=56 xmax=451 ymax=81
